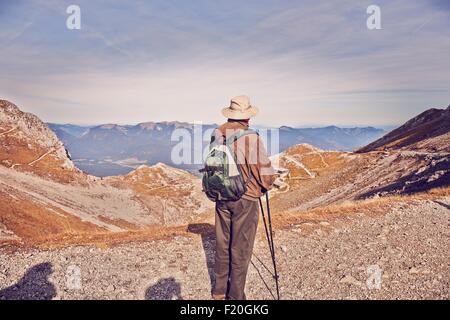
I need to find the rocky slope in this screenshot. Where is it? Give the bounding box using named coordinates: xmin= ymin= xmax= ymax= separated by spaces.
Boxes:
xmin=357 ymin=105 xmax=450 ymax=153
xmin=270 ymin=106 xmax=450 ymax=212
xmin=0 ymin=100 xmax=213 ymax=245
xmin=1 ymin=195 xmax=448 ymax=300
xmin=106 ymin=163 xmax=211 ymax=226
xmin=0 ymin=100 xmax=78 ymax=183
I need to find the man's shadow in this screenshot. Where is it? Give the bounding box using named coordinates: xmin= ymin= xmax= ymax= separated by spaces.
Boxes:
xmin=145 ymin=277 xmax=183 ymax=300
xmin=0 ymin=262 xmax=56 ymax=300
xmin=187 ymin=223 xmax=216 ymax=288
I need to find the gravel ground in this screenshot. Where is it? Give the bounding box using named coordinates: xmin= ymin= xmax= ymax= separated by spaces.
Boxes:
xmin=0 ymin=197 xmax=448 ymax=300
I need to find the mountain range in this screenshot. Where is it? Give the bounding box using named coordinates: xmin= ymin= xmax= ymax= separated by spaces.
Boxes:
xmin=0 ymin=99 xmax=448 ymax=248
xmin=48 ymin=122 xmax=385 ymax=176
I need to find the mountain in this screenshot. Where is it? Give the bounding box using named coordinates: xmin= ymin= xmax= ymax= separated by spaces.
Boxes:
xmin=106 ymin=163 xmax=210 ymax=226
xmin=0 ymin=100 xmax=212 ymax=245
xmin=276 ymin=125 xmax=385 ymax=152
xmin=357 ymin=105 xmax=450 ymax=153
xmin=48 ymin=122 xmax=385 ymax=176
xmin=47 ymin=123 xmax=92 ymax=138
xmin=0 ymin=100 xmax=79 ymax=183
xmin=270 ymin=106 xmax=450 ymax=211
xmin=49 ymin=122 xmax=216 ymax=176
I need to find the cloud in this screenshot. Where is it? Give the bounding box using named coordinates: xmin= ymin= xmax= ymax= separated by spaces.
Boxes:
xmin=0 ymin=0 xmax=449 ymax=126
xmin=431 ymin=0 xmax=450 ymax=11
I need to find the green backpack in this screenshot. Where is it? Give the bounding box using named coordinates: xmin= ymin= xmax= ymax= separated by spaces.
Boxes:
xmin=200 ymin=129 xmax=258 ymax=202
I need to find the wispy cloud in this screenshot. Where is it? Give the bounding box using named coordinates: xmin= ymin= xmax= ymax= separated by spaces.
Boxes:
xmin=0 ymin=0 xmax=449 ymax=126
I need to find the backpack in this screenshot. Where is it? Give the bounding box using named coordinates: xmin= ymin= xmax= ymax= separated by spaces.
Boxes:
xmin=200 ymin=129 xmax=258 ymax=202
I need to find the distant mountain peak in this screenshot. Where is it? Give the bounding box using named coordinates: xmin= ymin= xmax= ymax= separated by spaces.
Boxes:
xmin=161 ymin=121 xmax=193 ymax=129
xmin=97 ymin=124 xmax=128 ymax=131
xmin=137 ymin=122 xmax=157 ymax=130
xmin=99 ymin=124 xmax=119 ymax=129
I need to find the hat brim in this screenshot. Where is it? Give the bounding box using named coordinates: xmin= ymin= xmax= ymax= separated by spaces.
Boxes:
xmin=221 ymin=105 xmax=259 ymax=120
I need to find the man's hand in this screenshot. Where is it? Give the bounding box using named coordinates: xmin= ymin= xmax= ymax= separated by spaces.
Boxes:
xmin=274 ymin=168 xmax=289 ymax=177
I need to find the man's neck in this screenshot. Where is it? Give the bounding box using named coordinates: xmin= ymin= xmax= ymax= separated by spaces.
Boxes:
xmin=227 ymin=119 xmax=249 ymax=128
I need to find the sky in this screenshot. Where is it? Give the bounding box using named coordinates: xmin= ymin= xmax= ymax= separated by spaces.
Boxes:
xmin=0 ymin=0 xmax=449 ymax=127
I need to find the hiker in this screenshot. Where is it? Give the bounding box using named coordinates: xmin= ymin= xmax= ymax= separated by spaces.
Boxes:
xmin=203 ymin=95 xmax=277 ymax=300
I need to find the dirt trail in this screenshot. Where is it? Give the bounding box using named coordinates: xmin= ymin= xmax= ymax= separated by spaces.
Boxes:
xmin=0 ymin=127 xmax=16 ymax=136
xmin=28 ymin=147 xmax=57 ymax=167
xmin=1 ymin=197 xmax=448 ymax=300
xmin=283 ymin=155 xmax=315 ymax=178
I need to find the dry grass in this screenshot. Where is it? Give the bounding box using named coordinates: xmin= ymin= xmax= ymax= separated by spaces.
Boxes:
xmin=0 ymin=223 xmax=201 ymax=254
xmin=97 ymin=215 xmax=141 ymax=230
xmin=0 ymin=133 xmax=84 ymax=184
xmin=1 ymin=168 xmax=448 ymax=251
xmin=270 ymin=186 xmax=450 ymax=231
xmin=0 ymin=193 xmax=106 ymax=244
xmin=27 ymin=224 xmax=190 ymax=250
xmin=278 ymin=147 xmax=352 ymax=190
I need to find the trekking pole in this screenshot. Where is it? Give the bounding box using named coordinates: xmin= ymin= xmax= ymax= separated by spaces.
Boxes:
xmin=265 ymin=192 xmax=280 ymax=300
xmin=259 ymin=197 xmax=274 ymax=257
xmin=259 ymin=193 xmax=280 ymax=300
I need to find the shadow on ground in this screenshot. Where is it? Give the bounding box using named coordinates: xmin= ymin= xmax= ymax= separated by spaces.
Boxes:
xmin=145 ymin=277 xmax=183 ymax=300
xmin=250 ymin=253 xmax=277 ymax=300
xmin=0 ymin=262 xmax=56 ymax=300
xmin=187 ymin=223 xmax=216 ymax=288
xmin=356 ymin=156 xmax=450 ymax=199
xmin=144 ymin=223 xmax=216 ymax=300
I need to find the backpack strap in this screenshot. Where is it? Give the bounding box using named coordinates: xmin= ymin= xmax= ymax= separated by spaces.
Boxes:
xmin=225 ymin=129 xmax=259 ymax=146
xmin=225 ymin=129 xmax=259 ymax=187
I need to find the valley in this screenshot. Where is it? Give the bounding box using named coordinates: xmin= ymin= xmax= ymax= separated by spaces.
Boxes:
xmin=48 ymin=122 xmax=385 ymax=177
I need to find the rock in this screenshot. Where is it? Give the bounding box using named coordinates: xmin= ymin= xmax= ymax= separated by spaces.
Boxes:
xmin=174 ymin=236 xmax=188 ymax=242
xmin=409 ymin=267 xmax=420 ymax=275
xmin=315 ymin=229 xmax=324 ymax=236
xmin=339 ymin=275 xmax=362 ymax=287
xmin=106 ymin=284 xmax=116 ymax=292
xmin=408 ymin=267 xmax=430 ymax=275
xmin=280 ymin=245 xmax=288 ymax=253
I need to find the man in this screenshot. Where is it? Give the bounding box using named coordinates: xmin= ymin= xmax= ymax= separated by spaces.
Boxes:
xmin=210 ymin=95 xmax=276 ymax=300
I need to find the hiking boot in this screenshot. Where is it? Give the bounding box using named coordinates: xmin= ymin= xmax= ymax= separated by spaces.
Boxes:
xmin=211 ymin=293 xmax=226 ymax=300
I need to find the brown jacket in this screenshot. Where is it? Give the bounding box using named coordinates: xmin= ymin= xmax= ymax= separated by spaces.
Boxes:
xmin=212 ymin=120 xmax=276 ymax=201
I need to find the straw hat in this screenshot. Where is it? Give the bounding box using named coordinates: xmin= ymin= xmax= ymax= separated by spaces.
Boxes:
xmin=221 ymin=95 xmax=259 ymax=120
